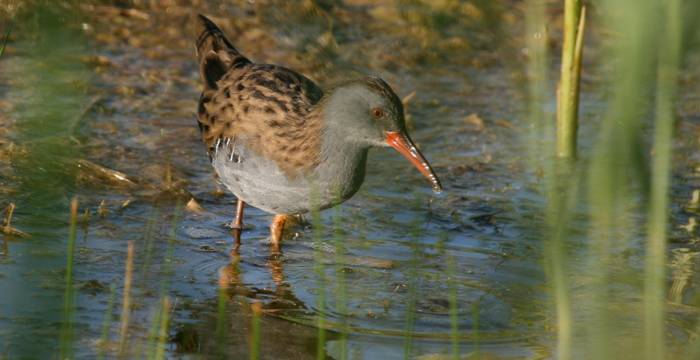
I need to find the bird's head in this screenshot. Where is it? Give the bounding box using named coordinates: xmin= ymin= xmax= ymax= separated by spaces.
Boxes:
xmin=323 ymin=77 xmax=443 ymax=193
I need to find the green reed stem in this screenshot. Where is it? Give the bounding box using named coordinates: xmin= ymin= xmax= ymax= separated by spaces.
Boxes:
xmin=140 ymin=208 xmax=160 ymax=277
xmin=332 ymin=204 xmax=348 ymax=360
xmin=588 ymin=0 xmax=658 ymax=357
xmin=313 ymin=204 xmax=326 ymax=360
xmin=97 ymin=283 xmax=117 ymax=360
xmin=0 ymin=27 xmax=9 ymax=58
xmin=402 ymin=220 xmax=423 ymax=359
xmin=59 ymin=197 xmax=79 ymax=360
xmin=525 ymin=0 xmax=552 ymax=166
xmin=524 ymin=3 xmax=575 ymax=355
xmin=145 ymin=301 xmax=163 ymax=359
xmin=143 ymin=206 xmax=182 ymax=359
xmin=472 ymin=300 xmax=480 ymax=359
xmin=644 ymin=0 xmax=682 ymax=358
xmin=216 ymin=267 xmax=230 ymax=356
xmin=160 ymin=205 xmax=182 ymax=294
xmin=154 ymin=297 xmax=171 ymax=360
xmin=546 ymin=161 xmax=579 ymax=360
xmin=249 ymin=302 xmax=262 ymax=360
xmin=556 ymin=0 xmax=584 ymax=158
xmin=118 ymin=240 xmax=135 ymax=355
xmin=447 ymin=253 xmax=459 ymax=360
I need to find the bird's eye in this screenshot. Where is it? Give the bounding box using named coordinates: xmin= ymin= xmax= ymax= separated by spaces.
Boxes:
xmin=371 ymin=107 xmax=385 ymax=119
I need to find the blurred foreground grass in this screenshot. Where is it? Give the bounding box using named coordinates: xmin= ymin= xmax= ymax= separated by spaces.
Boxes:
xmin=526 ymin=0 xmax=699 ymax=359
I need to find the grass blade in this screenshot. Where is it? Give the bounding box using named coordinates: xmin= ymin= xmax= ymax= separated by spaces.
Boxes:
xmin=154 ymin=297 xmax=171 ymax=360
xmin=556 ymin=0 xmax=584 ymax=158
xmin=59 ymin=197 xmax=79 ymax=359
xmin=0 ymin=27 xmax=10 ymax=58
xmin=644 ymin=0 xmax=682 ymax=358
xmin=119 ymin=241 xmax=135 ymax=355
xmin=249 ymin=302 xmax=262 ymax=360
xmin=97 ymin=283 xmax=117 ymax=360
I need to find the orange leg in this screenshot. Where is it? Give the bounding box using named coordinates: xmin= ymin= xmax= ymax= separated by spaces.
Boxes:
xmin=230 ymin=199 xmax=245 ymax=229
xmin=270 ymin=214 xmax=288 ymax=252
xmin=230 ymin=199 xmax=245 ymax=249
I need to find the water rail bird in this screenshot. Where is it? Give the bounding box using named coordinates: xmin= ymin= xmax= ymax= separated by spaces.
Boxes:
xmin=194 ymin=14 xmax=442 ymax=249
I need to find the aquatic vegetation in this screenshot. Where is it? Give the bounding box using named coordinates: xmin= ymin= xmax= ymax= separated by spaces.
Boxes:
xmin=59 ymin=198 xmax=78 ymax=359
xmin=645 ymin=0 xmax=682 ymax=358
xmin=153 ymin=296 xmax=172 ymax=360
xmin=118 ymin=241 xmax=134 ymax=355
xmin=97 ymin=283 xmax=116 ymax=360
xmin=249 ymin=302 xmax=262 ymax=360
xmin=0 ymin=28 xmax=9 ymax=58
xmin=528 ymin=0 xmax=690 ymax=359
xmin=555 ymin=1 xmax=585 ymax=159
xmin=0 ymin=203 xmax=28 ymax=237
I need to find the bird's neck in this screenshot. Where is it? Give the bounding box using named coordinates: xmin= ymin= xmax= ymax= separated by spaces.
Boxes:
xmin=312 ymin=111 xmax=369 ymax=200
xmin=320 ymin=126 xmax=369 ymax=165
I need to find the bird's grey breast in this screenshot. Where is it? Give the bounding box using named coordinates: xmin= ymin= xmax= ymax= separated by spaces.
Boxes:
xmin=212 ymin=136 xmax=368 ymax=215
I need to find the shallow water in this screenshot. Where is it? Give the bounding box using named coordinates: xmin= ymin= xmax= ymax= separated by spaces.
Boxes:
xmin=1 ymin=1 xmax=700 ymax=359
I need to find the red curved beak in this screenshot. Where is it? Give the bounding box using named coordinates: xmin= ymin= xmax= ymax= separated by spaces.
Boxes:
xmin=386 ymin=131 xmax=443 ymax=193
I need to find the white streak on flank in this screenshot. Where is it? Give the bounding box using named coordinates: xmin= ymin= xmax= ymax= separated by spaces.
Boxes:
xmin=229 ymin=136 xmax=237 ymax=162
xmin=214 ymin=138 xmax=221 ymax=154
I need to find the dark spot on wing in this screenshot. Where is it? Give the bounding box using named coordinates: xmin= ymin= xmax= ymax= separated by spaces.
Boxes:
xmin=250 ymin=90 xmax=287 ymax=111
xmin=273 ymin=71 xmax=295 ymax=85
xmin=255 ymin=78 xmax=281 ymax=93
xmin=231 ymin=57 xmax=249 ymax=69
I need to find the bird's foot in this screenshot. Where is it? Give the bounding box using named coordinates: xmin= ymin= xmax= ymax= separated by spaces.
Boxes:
xmin=228 ymin=221 xmax=245 ymax=230
xmin=230 ymin=228 xmax=242 ymax=251
xmin=228 ymin=199 xmax=246 ymax=250
xmin=270 ymin=214 xmax=290 ymax=252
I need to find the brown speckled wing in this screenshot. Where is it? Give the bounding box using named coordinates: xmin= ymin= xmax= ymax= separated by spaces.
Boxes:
xmin=195 ymin=14 xmax=325 ymax=177
xmin=197 ymin=64 xmax=324 ymax=177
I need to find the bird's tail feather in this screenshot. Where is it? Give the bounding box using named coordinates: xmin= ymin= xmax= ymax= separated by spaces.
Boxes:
xmin=195 ymin=14 xmax=250 ymax=89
